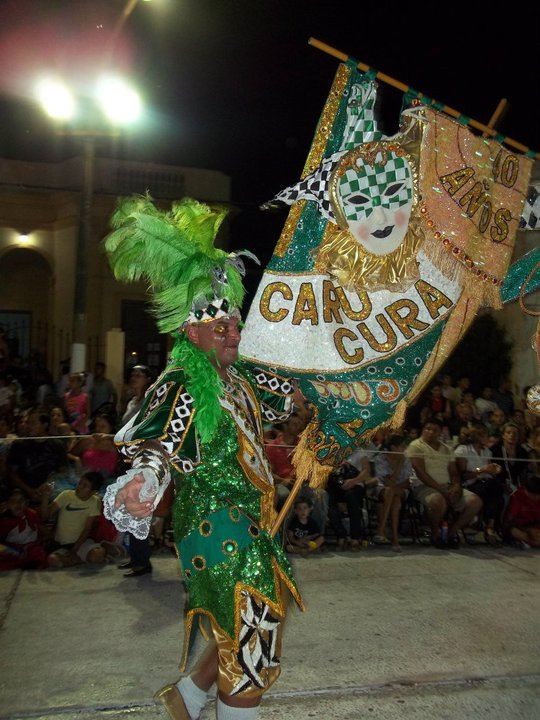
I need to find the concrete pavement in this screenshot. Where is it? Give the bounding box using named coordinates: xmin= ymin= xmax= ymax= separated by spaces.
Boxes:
xmin=1 ymin=540 xmax=539 ymax=719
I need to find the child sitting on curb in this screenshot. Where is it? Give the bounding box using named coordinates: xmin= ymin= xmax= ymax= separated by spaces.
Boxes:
xmin=286 ymin=496 xmax=325 ymax=555
xmin=42 ymin=470 xmax=107 ymax=567
xmin=503 ymin=474 xmax=540 ymax=549
xmin=0 ymin=487 xmax=49 ymax=570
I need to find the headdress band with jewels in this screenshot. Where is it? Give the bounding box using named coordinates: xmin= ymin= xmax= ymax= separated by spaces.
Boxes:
xmin=185 ymin=298 xmax=242 ymax=326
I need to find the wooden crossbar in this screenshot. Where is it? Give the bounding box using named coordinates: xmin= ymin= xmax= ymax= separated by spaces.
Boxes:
xmin=309 ymin=37 xmax=539 ymax=159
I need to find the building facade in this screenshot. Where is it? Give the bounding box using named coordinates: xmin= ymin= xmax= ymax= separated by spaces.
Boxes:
xmin=0 ymin=155 xmax=231 ymax=391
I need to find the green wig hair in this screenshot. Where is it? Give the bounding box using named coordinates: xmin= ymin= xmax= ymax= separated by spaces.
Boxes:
xmin=104 ymin=195 xmax=247 ymax=334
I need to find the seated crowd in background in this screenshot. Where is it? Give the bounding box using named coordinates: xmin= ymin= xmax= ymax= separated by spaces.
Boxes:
xmin=266 ymin=374 xmax=540 ymax=553
xmin=1 ymin=357 xmax=540 ymax=569
xmin=0 ymin=358 xmax=167 ymax=571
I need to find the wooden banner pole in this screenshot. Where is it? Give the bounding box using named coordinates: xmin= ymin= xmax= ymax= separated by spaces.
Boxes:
xmin=309 ymin=37 xmax=538 ymax=159
xmin=270 ymin=474 xmax=307 ymax=538
xmin=483 ymin=98 xmax=508 ymax=136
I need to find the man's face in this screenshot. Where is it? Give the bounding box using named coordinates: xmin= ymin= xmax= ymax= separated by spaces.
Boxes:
xmin=76 ymin=477 xmax=94 ymax=500
xmin=457 ymin=403 xmax=472 ymax=421
xmin=422 ymin=423 xmax=441 ymax=445
xmin=188 ymin=316 xmax=241 ymax=370
xmin=130 ymin=369 xmax=149 ymax=390
xmin=26 ymin=413 xmax=47 ymax=437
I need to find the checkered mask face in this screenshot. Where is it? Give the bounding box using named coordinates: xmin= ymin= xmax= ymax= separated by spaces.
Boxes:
xmin=338 ymin=154 xmax=412 ymax=221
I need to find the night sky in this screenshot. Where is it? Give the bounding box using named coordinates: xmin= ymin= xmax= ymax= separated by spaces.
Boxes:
xmin=0 ymin=0 xmax=538 ymax=265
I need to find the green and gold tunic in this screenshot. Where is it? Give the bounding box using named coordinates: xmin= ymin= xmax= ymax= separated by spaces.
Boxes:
xmin=115 ymin=360 xmax=303 ymax=670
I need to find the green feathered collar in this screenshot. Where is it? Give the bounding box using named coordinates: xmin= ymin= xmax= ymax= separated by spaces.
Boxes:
xmin=168 ymin=333 xmax=226 ymax=443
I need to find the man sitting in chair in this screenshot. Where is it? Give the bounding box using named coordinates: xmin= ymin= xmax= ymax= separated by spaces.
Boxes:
xmin=406 ymin=418 xmax=482 ymax=549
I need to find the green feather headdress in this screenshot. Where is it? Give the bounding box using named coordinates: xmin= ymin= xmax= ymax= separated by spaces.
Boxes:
xmin=104 ymin=195 xmax=251 ymax=334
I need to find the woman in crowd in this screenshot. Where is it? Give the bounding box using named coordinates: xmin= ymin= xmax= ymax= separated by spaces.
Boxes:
xmin=419 ymin=384 xmax=452 ymax=426
xmin=454 ymin=424 xmax=504 ymax=545
xmin=502 ymin=473 xmax=540 ymax=548
xmin=63 ymin=372 xmax=90 ymax=435
xmin=491 ymin=422 xmax=530 ymax=497
xmin=49 ymin=405 xmax=73 ymax=438
xmin=327 ymin=446 xmax=374 ymax=551
xmin=68 ymin=408 xmax=124 ymax=557
xmin=372 ymin=434 xmax=414 ymax=552
xmin=525 ymin=425 xmax=540 ymax=474
xmin=69 ymin=409 xmax=119 ymax=485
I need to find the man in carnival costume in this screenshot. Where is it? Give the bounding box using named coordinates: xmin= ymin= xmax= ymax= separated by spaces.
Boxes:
xmin=102 ymin=196 xmax=303 ymax=720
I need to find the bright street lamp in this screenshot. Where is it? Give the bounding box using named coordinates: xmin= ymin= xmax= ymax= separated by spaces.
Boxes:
xmin=35 ymin=75 xmax=142 ymax=127
xmin=35 ymin=79 xmax=76 ymax=121
xmin=95 ymin=77 xmax=142 ymax=125
xmin=36 ymin=76 xmax=143 ymax=373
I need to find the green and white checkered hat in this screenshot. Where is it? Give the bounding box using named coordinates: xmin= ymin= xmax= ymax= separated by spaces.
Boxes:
xmin=261 ymin=79 xmax=381 ymax=221
xmin=339 ymin=153 xmax=413 ymax=221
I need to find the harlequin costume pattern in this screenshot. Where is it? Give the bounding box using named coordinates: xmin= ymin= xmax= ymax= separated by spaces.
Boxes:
xmin=114 ymin=353 xmax=302 ymax=693
xmin=101 ymin=197 xmax=302 ymax=703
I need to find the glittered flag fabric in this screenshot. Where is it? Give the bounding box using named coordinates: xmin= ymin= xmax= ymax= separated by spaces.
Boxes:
xmin=240 ymin=60 xmax=534 ymax=485
xmin=417 ymin=107 xmax=531 ymax=308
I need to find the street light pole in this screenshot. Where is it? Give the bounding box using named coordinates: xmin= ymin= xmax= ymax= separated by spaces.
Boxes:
xmin=71 ymin=134 xmax=96 ymax=373
xmin=35 ymin=1 xmax=147 ymax=374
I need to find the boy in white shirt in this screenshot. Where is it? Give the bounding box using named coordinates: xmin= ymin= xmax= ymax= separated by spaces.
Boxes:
xmin=43 ymin=471 xmax=106 ymax=567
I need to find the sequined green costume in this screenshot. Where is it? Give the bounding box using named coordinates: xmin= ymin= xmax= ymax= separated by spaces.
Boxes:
xmin=114 ymin=357 xmax=303 ymax=669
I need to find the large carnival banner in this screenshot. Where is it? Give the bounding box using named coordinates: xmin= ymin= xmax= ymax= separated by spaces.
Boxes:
xmin=240 ymin=57 xmax=540 ymax=485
